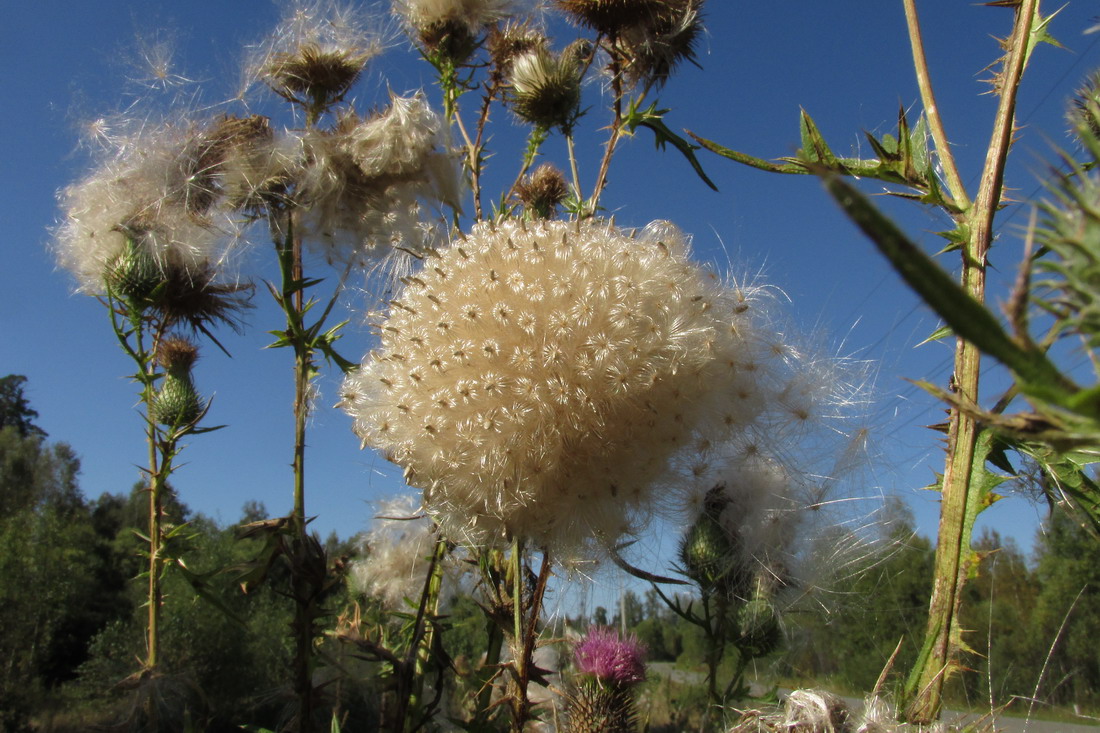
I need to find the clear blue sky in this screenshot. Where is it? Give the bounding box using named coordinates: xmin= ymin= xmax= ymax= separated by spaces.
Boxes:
xmin=4 ymin=2 xmax=1100 ymax=563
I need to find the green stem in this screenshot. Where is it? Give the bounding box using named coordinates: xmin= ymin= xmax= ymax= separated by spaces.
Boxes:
xmin=902 ymin=0 xmax=971 ymax=210
xmin=905 ymin=0 xmax=1038 ymax=723
xmin=402 ymin=535 xmax=448 ymax=732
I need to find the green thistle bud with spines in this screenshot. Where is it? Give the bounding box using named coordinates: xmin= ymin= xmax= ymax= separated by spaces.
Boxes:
xmin=152 ymin=338 xmax=203 ymax=427
xmin=679 ymin=486 xmax=752 ymax=598
xmin=105 ymin=233 xmax=163 ymax=304
xmin=736 ymin=596 xmax=781 ymax=659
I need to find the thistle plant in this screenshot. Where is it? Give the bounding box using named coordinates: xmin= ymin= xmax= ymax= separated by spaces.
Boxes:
xmin=687 ymin=1 xmax=1100 ymax=723
xmin=564 ymin=627 xmax=647 ymax=733
xmin=53 ymin=116 xmax=249 ymax=689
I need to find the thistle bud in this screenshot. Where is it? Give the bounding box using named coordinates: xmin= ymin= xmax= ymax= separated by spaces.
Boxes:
xmin=104 ymin=232 xmax=163 ymax=304
xmin=1069 ymin=70 xmax=1100 ymax=144
xmin=507 ymin=46 xmax=584 ymax=132
xmin=152 ymin=337 xmax=203 ymax=427
xmin=735 ymin=596 xmax=781 ymax=659
xmin=514 ymin=164 xmax=569 ymax=218
xmin=679 ymin=486 xmax=752 ymax=598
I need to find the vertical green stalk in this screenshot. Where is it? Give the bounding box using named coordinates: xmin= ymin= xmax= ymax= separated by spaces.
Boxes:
xmin=903 ymin=0 xmax=1038 ymax=722
xmin=399 ymin=535 xmax=448 ymax=732
xmin=276 ymin=208 xmax=317 ymax=731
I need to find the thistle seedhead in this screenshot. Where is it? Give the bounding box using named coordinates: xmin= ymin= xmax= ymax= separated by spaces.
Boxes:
xmin=395 ymin=0 xmax=514 ymax=63
xmin=177 ymin=115 xmax=274 ymax=215
xmin=56 ymin=119 xmax=243 ymax=296
xmin=249 ymin=1 xmax=381 ymax=117
xmin=285 ymin=94 xmax=459 ymax=266
xmin=507 ymin=43 xmax=587 ymax=132
xmin=514 ymin=163 xmax=569 ymax=218
xmin=342 ymin=218 xmax=777 ymax=555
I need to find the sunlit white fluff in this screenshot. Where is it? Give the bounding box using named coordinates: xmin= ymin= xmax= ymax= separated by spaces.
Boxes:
xmin=54 ymin=120 xmax=239 ymax=293
xmin=341 ymin=218 xmax=793 ymax=556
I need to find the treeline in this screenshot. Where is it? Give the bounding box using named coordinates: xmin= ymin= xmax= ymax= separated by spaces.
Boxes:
xmin=3 ymin=373 xmax=1100 ymax=729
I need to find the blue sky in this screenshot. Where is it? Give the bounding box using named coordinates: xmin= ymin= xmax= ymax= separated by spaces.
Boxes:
xmin=4 ymin=1 xmax=1100 ymax=567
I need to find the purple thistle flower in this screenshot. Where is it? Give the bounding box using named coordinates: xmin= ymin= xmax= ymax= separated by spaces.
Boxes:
xmin=573 ymin=627 xmax=647 ymax=686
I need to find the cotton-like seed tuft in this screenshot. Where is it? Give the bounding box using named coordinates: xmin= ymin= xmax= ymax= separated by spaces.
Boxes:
xmin=342 ymin=218 xmax=781 ymax=555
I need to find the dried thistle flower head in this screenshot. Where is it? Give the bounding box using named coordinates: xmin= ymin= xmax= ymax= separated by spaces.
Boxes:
xmin=156 ymin=335 xmax=200 ymax=372
xmin=249 ymin=1 xmax=381 ymax=116
xmin=507 ymin=43 xmax=586 ymax=131
xmin=555 ymin=0 xmax=662 ymax=37
xmin=488 ymin=23 xmax=548 ymax=81
xmin=514 ymin=163 xmax=569 ymax=218
xmin=395 ymin=0 xmax=514 ymax=61
xmin=152 ymin=336 xmax=204 ymax=427
xmin=341 ymin=219 xmax=781 ymax=554
xmin=617 ymin=0 xmax=704 ymax=87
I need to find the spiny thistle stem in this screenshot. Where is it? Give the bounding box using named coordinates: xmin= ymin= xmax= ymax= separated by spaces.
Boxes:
xmin=398 ymin=534 xmax=449 ymax=731
xmin=904 ymin=0 xmax=1038 ymax=723
xmin=589 ymin=60 xmax=626 ymax=215
xmin=566 ymin=132 xmax=583 ymax=205
xmin=272 ymin=207 xmax=318 ymax=731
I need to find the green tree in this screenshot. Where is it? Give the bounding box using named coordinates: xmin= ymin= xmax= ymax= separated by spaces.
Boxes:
xmin=789 ymin=502 xmax=934 ymax=693
xmin=0 ymin=425 xmax=124 ymax=729
xmin=0 ymin=375 xmax=47 ymax=439
xmin=1027 ymin=510 xmax=1100 ymax=709
xmin=949 ymin=529 xmax=1041 ymax=709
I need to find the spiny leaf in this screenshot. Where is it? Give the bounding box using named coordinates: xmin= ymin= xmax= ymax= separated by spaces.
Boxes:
xmin=821 ymin=172 xmax=1077 ymax=408
xmin=622 ymin=100 xmax=718 ymax=190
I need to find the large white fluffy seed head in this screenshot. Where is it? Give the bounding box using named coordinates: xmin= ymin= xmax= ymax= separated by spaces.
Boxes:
xmin=341 ymin=218 xmax=783 ymax=555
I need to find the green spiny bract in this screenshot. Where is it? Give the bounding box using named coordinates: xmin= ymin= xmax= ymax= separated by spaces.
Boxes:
xmin=105 ymin=234 xmax=163 ymax=304
xmin=679 ymin=487 xmax=752 ymax=598
xmin=1034 ymin=129 xmax=1100 ymax=349
xmin=735 ymin=596 xmax=781 ymax=659
xmin=564 ymin=678 xmax=639 ymax=733
xmin=152 ymin=338 xmax=203 ymax=427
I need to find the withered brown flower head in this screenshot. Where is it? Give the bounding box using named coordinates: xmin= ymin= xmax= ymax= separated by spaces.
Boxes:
xmin=263 ymin=43 xmax=373 ymax=113
xmin=618 ymin=0 xmax=704 ymax=87
xmin=514 ymin=163 xmax=569 ymax=218
xmin=488 ymin=23 xmax=547 ymax=81
xmin=156 ymin=336 xmax=200 ymax=372
xmin=178 ymin=115 xmax=273 ymax=215
xmin=555 ymin=0 xmax=663 ymax=37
